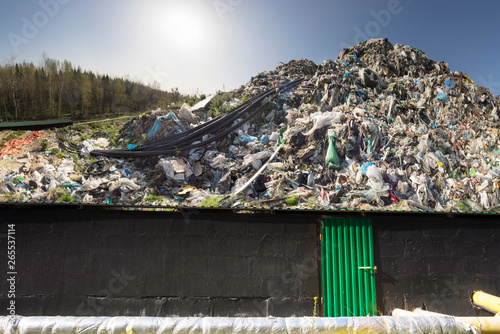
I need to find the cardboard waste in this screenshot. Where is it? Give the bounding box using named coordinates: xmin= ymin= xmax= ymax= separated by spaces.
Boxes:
xmin=1 ymin=38 xmax=500 ymax=212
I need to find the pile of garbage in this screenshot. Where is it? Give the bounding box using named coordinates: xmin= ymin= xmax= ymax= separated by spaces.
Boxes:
xmin=1 ymin=38 xmax=500 ymax=212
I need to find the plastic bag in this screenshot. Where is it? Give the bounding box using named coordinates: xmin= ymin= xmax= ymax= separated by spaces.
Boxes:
xmin=148 ymin=112 xmax=185 ymax=139
xmin=81 ymin=138 xmax=110 ymax=155
xmin=157 ymin=159 xmax=175 ymax=178
xmin=243 ymin=150 xmax=272 ymax=166
xmin=360 ymin=162 xmax=375 ymax=175
xmin=416 ymin=134 xmax=430 ymax=153
xmin=366 ymin=165 xmax=389 ymax=193
xmin=57 ymin=159 xmax=75 ymax=174
xmin=269 ymin=132 xmax=280 ymax=142
xmin=30 ymin=171 xmax=42 ymax=182
xmin=40 ymin=164 xmax=56 ymax=175
xmin=178 ymin=104 xmax=199 ymax=124
xmin=109 ymin=178 xmax=140 ymax=193
xmin=211 ymin=154 xmax=227 ymax=169
xmin=325 ymin=130 xmax=340 ymax=168
xmin=82 ymin=177 xmax=103 ymax=191
xmin=307 ymin=171 xmax=315 ymax=187
xmin=444 ymin=78 xmax=455 ymax=90
xmin=303 ymin=111 xmax=342 ymax=136
xmin=239 ymin=134 xmax=258 ymax=143
xmin=349 ymin=189 xmax=378 ymax=203
xmin=436 ymin=92 xmax=447 ymax=101
xmin=252 ymin=160 xmax=262 ymax=169
xmin=82 ymin=194 xmax=94 ymax=203
xmin=480 ymin=191 xmax=490 ymax=210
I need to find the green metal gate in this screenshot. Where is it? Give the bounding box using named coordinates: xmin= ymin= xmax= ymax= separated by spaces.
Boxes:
xmin=321 ymin=218 xmax=376 ymax=317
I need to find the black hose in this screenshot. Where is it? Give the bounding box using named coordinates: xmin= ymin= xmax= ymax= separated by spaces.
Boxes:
xmin=85 ymin=159 xmax=110 ymax=175
xmin=90 ymin=79 xmax=303 ymax=158
xmin=129 ymin=79 xmax=299 ymax=150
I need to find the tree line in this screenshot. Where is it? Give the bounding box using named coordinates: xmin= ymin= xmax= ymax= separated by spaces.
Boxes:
xmin=0 ymin=53 xmax=191 ymax=122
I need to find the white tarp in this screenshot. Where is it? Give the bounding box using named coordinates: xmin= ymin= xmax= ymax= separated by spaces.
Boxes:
xmin=0 ymin=316 xmax=478 ymax=334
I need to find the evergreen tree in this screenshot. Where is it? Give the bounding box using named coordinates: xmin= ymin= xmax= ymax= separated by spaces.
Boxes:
xmin=0 ymin=53 xmax=190 ymax=121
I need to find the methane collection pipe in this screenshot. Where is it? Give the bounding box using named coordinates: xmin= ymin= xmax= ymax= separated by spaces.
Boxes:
xmin=473 ymin=291 xmax=500 ymax=315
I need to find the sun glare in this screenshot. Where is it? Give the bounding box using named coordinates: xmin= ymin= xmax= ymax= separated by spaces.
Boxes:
xmin=157 ymin=3 xmax=210 ymax=51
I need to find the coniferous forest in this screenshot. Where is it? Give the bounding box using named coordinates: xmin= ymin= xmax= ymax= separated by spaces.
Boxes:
xmin=0 ymin=54 xmax=189 ymax=122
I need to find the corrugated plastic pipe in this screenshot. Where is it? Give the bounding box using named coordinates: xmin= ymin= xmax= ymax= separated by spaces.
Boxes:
xmin=393 ymin=308 xmax=500 ymax=334
xmin=472 ymin=291 xmax=500 ymax=315
xmin=0 ymin=316 xmax=480 ymax=334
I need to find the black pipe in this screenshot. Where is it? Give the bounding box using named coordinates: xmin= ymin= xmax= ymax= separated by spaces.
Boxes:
xmin=90 ymin=79 xmax=303 ymax=157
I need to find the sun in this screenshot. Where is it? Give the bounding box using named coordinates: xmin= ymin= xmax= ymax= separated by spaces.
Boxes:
xmin=157 ymin=3 xmax=209 ymax=50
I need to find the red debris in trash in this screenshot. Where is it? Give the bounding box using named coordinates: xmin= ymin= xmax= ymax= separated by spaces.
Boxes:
xmin=390 ymin=190 xmax=399 ymax=203
xmin=0 ymin=132 xmax=42 ymax=157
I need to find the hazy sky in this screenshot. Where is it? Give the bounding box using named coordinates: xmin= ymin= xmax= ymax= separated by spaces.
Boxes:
xmin=1 ymin=0 xmax=499 ymax=95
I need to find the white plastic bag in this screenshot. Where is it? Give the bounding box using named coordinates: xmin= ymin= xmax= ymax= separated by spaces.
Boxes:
xmin=303 ymin=111 xmax=343 ymax=136
xmin=57 ymin=159 xmax=75 ymax=174
xmin=211 ymin=154 xmax=227 ymax=169
xmin=81 ymin=138 xmax=109 ymax=155
xmin=366 ymin=165 xmax=389 ymax=192
xmin=178 ymin=104 xmax=199 ymax=124
xmin=40 ymin=164 xmax=56 ymax=175
xmin=108 ymin=178 xmax=140 ymax=193
xmin=243 ymin=150 xmax=272 ymax=166
xmin=82 ymin=177 xmax=103 ymax=191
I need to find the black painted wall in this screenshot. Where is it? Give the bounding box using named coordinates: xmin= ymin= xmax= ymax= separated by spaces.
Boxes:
xmin=0 ymin=207 xmax=319 ymax=317
xmin=0 ymin=207 xmax=499 ymax=317
xmin=372 ymin=215 xmax=500 ymax=316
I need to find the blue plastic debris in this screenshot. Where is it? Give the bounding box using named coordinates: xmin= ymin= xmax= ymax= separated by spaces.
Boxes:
xmin=445 ymin=78 xmax=455 ymax=90
xmin=239 ymin=134 xmax=258 ymax=143
xmin=147 ymin=112 xmax=185 ymax=139
xmin=361 ymin=162 xmax=375 ymax=175
xmin=436 ymin=92 xmax=447 ymax=101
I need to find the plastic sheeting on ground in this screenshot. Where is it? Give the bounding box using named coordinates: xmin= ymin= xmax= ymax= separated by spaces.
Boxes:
xmin=0 ymin=316 xmax=478 ymax=334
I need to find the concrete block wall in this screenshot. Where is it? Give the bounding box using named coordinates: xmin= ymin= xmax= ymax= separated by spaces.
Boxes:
xmin=373 ymin=215 xmax=500 ymax=316
xmin=0 ymin=208 xmax=319 ymax=317
xmin=1 ymin=207 xmax=499 ymax=317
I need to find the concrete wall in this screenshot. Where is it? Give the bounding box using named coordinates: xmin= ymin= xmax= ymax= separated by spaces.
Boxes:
xmin=1 ymin=207 xmax=499 ymax=317
xmin=373 ymin=214 xmax=500 ymax=316
xmin=0 ymin=207 xmax=319 ymax=317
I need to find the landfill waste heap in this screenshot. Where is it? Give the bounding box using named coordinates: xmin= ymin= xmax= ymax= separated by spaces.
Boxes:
xmin=1 ymin=38 xmax=500 ymax=213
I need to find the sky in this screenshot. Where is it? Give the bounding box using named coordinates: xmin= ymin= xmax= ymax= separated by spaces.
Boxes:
xmin=0 ymin=0 xmax=499 ymax=95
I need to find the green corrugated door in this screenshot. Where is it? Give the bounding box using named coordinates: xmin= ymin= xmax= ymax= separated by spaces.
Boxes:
xmin=321 ymin=218 xmax=376 ymax=317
